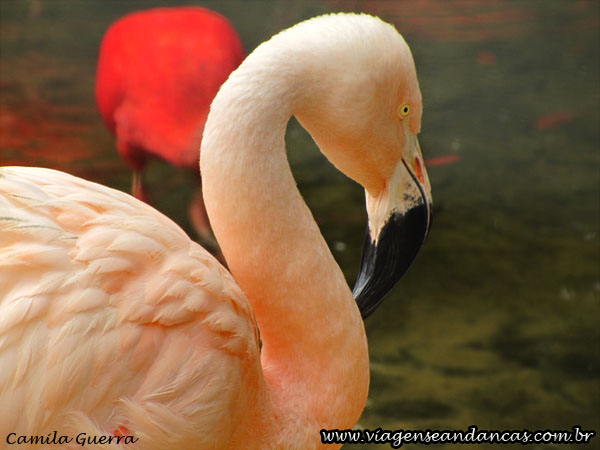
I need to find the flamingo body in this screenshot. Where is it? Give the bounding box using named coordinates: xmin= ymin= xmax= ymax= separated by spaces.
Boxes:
xmin=0 ymin=168 xmax=259 ymax=449
xmin=1 ymin=13 xmax=432 ymax=449
xmin=96 ymin=7 xmax=244 ymax=172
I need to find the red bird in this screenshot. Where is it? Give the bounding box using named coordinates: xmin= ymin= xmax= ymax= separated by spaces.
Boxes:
xmin=96 ymin=7 xmax=244 ymax=241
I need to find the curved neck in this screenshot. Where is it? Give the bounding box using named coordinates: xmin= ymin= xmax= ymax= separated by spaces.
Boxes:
xmin=201 ymin=52 xmax=369 ymax=443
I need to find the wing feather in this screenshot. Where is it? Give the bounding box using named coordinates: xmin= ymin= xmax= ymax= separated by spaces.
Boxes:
xmin=0 ymin=167 xmax=260 ymax=449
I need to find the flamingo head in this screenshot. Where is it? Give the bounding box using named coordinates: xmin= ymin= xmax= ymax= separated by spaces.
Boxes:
xmin=290 ymin=14 xmax=433 ymax=318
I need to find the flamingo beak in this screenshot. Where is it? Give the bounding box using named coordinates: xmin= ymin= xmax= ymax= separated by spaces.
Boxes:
xmin=353 ymin=158 xmax=431 ymax=319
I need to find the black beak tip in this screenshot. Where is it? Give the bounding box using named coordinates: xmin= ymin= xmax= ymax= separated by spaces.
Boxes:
xmin=353 ymin=202 xmax=430 ymax=319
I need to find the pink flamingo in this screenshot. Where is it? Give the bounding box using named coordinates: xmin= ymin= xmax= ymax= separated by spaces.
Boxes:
xmin=96 ymin=7 xmax=244 ymax=240
xmin=0 ymin=14 xmax=431 ymax=449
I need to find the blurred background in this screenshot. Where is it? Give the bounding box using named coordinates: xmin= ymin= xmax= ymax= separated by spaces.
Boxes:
xmin=1 ymin=1 xmax=598 ymax=448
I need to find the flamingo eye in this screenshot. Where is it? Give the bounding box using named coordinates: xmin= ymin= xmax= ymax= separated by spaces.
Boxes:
xmin=398 ymin=104 xmax=410 ymax=118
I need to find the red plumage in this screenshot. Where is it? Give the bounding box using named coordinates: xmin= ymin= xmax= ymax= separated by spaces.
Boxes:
xmin=96 ymin=7 xmax=244 ymax=174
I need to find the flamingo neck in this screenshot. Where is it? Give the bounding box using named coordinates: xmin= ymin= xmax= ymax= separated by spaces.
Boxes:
xmin=201 ymin=50 xmax=369 ymax=443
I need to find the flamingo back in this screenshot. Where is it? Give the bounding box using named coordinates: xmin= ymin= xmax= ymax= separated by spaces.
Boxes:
xmin=0 ymin=167 xmax=260 ymax=449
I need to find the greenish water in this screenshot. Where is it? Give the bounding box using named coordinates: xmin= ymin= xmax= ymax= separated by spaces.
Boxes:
xmin=1 ymin=1 xmax=598 ymax=449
